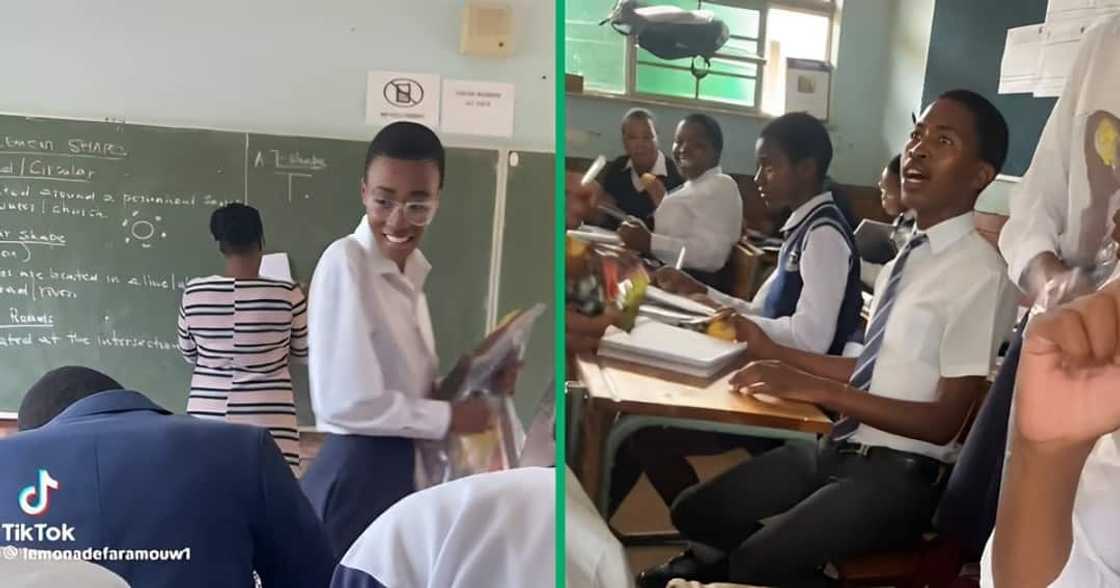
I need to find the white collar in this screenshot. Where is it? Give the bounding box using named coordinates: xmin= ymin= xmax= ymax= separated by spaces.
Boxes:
xmin=623 ymin=150 xmax=668 ymax=177
xmin=686 ymin=165 xmax=723 ymax=184
xmin=353 ymin=216 xmax=432 ymax=288
xmin=915 ymin=211 xmax=975 ymax=255
xmin=780 ymin=192 xmax=835 ymax=233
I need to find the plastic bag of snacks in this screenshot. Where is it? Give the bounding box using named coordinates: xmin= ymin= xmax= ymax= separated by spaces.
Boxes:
xmin=416 ymin=304 xmax=546 ymax=488
xmin=566 ymin=235 xmax=650 ymax=330
xmin=1032 ymin=237 xmax=1119 ymax=315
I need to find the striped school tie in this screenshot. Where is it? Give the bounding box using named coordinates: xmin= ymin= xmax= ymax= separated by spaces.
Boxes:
xmin=831 ymin=233 xmax=929 ymax=441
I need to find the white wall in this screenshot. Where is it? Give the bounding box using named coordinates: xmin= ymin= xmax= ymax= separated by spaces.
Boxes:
xmin=0 ymin=0 xmax=555 ymax=151
xmin=879 ymin=0 xmax=936 ymax=163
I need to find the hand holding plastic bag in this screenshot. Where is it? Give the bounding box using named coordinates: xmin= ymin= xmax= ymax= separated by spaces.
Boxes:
xmin=417 ymin=304 xmax=547 ymax=488
xmin=1032 ymin=239 xmax=1118 ymax=315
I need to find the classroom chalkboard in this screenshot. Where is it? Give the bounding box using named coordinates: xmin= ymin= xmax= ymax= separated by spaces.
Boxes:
xmin=0 ymin=114 xmax=552 ymax=424
xmin=498 ymin=152 xmax=556 ymax=422
xmin=922 ymin=0 xmax=1057 ymax=177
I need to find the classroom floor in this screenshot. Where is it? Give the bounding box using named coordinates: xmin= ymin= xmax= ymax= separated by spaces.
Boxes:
xmin=611 ymin=450 xmax=896 ymax=588
xmin=610 ymin=449 xmax=750 ymax=578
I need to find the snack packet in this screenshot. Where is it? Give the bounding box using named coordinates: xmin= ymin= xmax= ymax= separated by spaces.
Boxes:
xmin=566 ymin=235 xmax=650 ymax=331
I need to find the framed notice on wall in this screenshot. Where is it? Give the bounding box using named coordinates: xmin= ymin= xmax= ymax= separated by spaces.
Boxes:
xmin=785 ymin=58 xmax=831 ymax=121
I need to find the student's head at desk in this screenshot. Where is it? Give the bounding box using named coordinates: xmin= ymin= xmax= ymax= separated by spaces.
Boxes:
xmin=621 ymin=107 xmax=662 ymax=175
xmin=18 ymin=366 xmax=122 ymax=431
xmin=565 ymin=159 xmax=602 ymax=230
xmin=901 ymin=89 xmax=1008 ymax=229
xmin=360 ymin=121 xmax=445 ymax=272
xmin=880 ymin=153 xmax=904 ymax=218
xmin=673 ymin=113 xmax=723 ymax=180
xmin=754 ymin=111 xmax=833 ymax=212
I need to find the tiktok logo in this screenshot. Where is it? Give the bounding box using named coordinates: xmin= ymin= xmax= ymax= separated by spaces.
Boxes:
xmin=18 ymin=470 xmax=60 ymax=517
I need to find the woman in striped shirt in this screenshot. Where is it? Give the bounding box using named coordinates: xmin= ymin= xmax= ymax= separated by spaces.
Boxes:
xmin=177 ymin=203 xmax=308 ymax=472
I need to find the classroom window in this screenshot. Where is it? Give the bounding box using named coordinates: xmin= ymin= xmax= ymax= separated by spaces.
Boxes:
xmin=566 ymin=0 xmax=836 ymax=114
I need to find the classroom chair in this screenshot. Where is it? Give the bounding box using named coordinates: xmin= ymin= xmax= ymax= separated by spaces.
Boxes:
xmin=566 ymin=381 xmax=587 ymax=466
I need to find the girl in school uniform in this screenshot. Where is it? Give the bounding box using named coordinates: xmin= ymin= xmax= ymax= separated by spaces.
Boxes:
xmin=177 ymin=203 xmax=308 ymax=473
xmin=617 ymin=113 xmax=743 ymax=288
xmin=299 ymin=122 xmax=495 ymax=560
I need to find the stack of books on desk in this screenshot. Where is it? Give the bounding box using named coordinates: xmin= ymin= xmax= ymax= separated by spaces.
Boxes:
xmin=597 ymin=317 xmax=747 ymax=379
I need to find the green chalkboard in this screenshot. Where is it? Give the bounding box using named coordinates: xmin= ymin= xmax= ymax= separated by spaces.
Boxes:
xmin=0 ymin=114 xmax=530 ymax=425
xmin=922 ymin=0 xmax=1056 ymax=177
xmin=498 ymin=152 xmax=556 ymax=421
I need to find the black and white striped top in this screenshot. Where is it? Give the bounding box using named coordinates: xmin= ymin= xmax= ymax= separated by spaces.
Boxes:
xmin=177 ymin=276 xmax=308 ymax=470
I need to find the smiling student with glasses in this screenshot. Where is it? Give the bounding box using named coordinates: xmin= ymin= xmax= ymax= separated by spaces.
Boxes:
xmin=299 ymin=121 xmax=503 ymax=561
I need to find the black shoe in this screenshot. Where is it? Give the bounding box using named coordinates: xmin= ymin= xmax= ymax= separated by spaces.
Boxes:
xmin=636 ymin=550 xmax=728 ymax=588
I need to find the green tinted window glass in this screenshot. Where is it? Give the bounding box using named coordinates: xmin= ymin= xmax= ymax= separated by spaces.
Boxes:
xmin=636 ymin=65 xmax=698 ymax=100
xmin=718 ymin=37 xmax=760 ymax=59
xmin=701 ymin=2 xmax=760 ymax=38
xmin=708 ymin=58 xmax=758 ymax=77
xmin=566 ymin=0 xmax=626 ymax=93
xmin=699 ymin=73 xmax=757 ymax=107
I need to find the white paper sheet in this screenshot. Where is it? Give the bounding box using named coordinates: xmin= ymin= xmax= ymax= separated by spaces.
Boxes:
xmin=259 ymin=253 xmax=292 ymax=282
xmin=440 ymin=80 xmax=515 ymax=138
xmin=999 ymin=24 xmax=1044 ymax=95
xmin=1033 ymin=1 xmax=1120 ymax=97
xmin=366 ymin=71 xmax=441 ymax=129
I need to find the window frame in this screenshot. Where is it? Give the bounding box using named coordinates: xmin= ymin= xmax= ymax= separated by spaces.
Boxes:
xmin=570 ymin=0 xmax=838 ymax=115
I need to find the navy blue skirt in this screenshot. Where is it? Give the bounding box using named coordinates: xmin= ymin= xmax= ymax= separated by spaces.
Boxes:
xmin=300 ymin=434 xmax=415 ymax=561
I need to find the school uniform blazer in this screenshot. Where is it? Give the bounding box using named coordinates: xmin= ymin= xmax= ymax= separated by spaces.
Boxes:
xmin=0 ymin=389 xmax=334 ymax=588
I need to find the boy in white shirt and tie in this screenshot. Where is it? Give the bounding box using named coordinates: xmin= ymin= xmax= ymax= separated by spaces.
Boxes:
xmin=639 ymin=89 xmax=1020 ymax=588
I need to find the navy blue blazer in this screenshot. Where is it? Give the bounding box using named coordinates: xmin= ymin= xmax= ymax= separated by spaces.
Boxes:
xmin=0 ymin=389 xmax=334 ymax=587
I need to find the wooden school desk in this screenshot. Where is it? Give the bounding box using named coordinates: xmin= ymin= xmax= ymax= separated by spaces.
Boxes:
xmin=571 ymin=353 xmax=832 ymax=514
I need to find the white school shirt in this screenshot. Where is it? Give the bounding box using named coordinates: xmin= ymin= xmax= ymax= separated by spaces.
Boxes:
xmin=624 ymin=150 xmax=670 ymax=192
xmin=307 ymin=218 xmax=450 ymax=439
xmin=334 ymin=467 xmax=559 ymax=588
xmin=706 ymin=192 xmax=853 ymax=353
xmin=979 ymin=433 xmax=1120 ymax=587
xmin=849 ymin=212 xmax=1020 ymax=462
xmin=651 ymin=166 xmax=743 ymax=272
xmin=566 ymin=468 xmax=633 ymax=587
xmin=999 ymin=14 xmax=1120 ymax=289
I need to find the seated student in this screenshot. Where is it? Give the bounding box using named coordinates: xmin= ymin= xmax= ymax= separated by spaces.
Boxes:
xmin=983 ymin=277 xmax=1120 ymax=587
xmin=610 ymin=113 xmax=863 ymax=515
xmin=566 ymin=160 xmax=602 ymax=231
xmin=593 ymin=108 xmax=685 ymax=230
xmin=938 ymin=15 xmax=1120 ymax=559
xmin=859 ymin=154 xmax=917 ymax=284
xmin=639 ymin=89 xmax=1020 ymax=588
xmin=332 ymin=467 xmax=629 ymax=588
xmin=565 ymin=160 xmax=622 ymax=355
xmin=659 ymin=112 xmax=862 ymax=355
xmin=618 ymin=114 xmax=742 ymax=285
xmin=0 ymin=366 xmax=334 ymax=588
xmin=880 ymin=153 xmax=917 ymax=242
